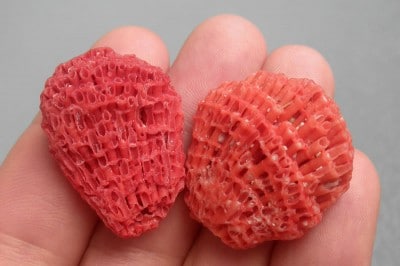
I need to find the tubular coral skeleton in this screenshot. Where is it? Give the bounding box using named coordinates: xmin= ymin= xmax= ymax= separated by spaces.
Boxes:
xmin=185 ymin=71 xmax=354 ymax=249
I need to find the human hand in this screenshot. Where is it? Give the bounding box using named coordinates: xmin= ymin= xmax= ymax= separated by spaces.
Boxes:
xmin=0 ymin=15 xmax=380 ymax=266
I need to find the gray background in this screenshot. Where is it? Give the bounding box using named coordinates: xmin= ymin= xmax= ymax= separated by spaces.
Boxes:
xmin=1 ymin=1 xmax=398 ymax=265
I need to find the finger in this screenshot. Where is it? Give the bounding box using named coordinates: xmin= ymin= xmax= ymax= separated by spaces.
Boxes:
xmin=270 ymin=150 xmax=380 ymax=266
xmin=263 ymin=45 xmax=335 ymax=96
xmin=180 ymin=14 xmax=269 ymax=266
xmin=170 ymin=14 xmax=267 ymax=149
xmin=0 ymin=26 xmax=168 ymax=265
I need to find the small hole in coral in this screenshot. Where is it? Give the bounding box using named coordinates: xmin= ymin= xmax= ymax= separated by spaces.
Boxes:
xmin=246 ymin=228 xmax=253 ymax=236
xmin=112 ymin=206 xmax=120 ymax=216
xmin=113 ymin=85 xmax=124 ymax=96
xmin=251 ymin=142 xmax=266 ymax=164
xmin=212 ymin=149 xmax=221 ymax=157
xmin=79 ymin=68 xmax=89 ymax=79
xmin=141 ymin=207 xmax=151 ymax=216
xmin=51 ymin=116 xmax=59 ymax=128
xmin=259 ymin=172 xmax=269 ymax=179
xmin=238 ymin=192 xmax=250 ymax=203
xmin=239 ymin=210 xmax=253 ymax=220
xmin=84 ymin=162 xmax=94 ymax=174
xmin=316 ymin=194 xmax=332 ymax=204
xmin=262 ymin=207 xmax=273 ymax=216
xmin=95 ymin=68 xmax=102 ymax=78
xmin=128 ymin=73 xmax=138 ymax=82
xmin=73 ymin=91 xmax=84 ymax=103
xmin=97 ymin=124 xmax=106 ymax=136
xmin=137 ymin=195 xmax=143 ymax=207
xmin=287 ymin=193 xmax=300 ymax=204
xmin=238 ymin=168 xmax=248 ymax=177
xmin=135 ymin=213 xmax=143 ymax=221
xmin=254 ymin=188 xmax=265 ymax=198
xmin=232 ymin=183 xmax=241 ymax=196
xmin=291 ymin=111 xmax=302 ymax=121
xmin=295 ymin=208 xmax=307 ymax=214
xmin=111 ymin=191 xmax=119 ymax=202
xmin=128 ymin=96 xmax=136 ymax=106
xmin=108 ymin=62 xmax=116 ymax=71
xmin=125 ymin=196 xmax=131 ymax=208
xmin=310 ymin=91 xmax=322 ymax=103
xmin=148 ymin=85 xmax=161 ymax=96
xmin=287 ymin=182 xmax=299 ymax=194
xmin=98 ymin=156 xmax=107 ymax=167
xmin=139 ymin=108 xmax=147 ymax=125
xmin=83 ymin=115 xmax=93 ymax=128
xmin=68 ymin=69 xmax=77 ymax=80
xmin=280 ymin=223 xmax=288 ymax=230
xmin=264 ymin=185 xmax=274 ymax=193
xmin=230 ymin=121 xmax=240 ymax=132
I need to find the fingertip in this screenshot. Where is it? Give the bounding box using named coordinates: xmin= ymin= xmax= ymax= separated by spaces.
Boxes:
xmin=353 ymin=149 xmax=379 ymax=178
xmin=170 ymin=14 xmax=267 ymax=148
xmin=264 ymin=45 xmax=335 ymax=96
xmin=171 ymin=14 xmax=267 ymax=84
xmin=352 ymin=149 xmax=381 ymax=212
xmin=93 ymin=26 xmax=170 ymax=70
xmin=194 ymin=14 xmax=268 ymax=58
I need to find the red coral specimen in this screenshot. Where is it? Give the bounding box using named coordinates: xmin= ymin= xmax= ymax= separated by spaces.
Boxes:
xmin=40 ymin=47 xmax=185 ymax=237
xmin=185 ymin=71 xmax=354 ymax=249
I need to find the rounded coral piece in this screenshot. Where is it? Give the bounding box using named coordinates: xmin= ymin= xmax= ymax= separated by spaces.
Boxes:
xmin=185 ymin=71 xmax=354 ymax=249
xmin=40 ymin=47 xmax=185 ymax=237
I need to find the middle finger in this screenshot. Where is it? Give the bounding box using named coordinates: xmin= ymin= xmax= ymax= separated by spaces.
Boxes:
xmin=179 ymin=14 xmax=269 ymax=266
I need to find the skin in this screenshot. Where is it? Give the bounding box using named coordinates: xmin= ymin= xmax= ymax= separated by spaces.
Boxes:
xmin=0 ymin=14 xmax=380 ymax=266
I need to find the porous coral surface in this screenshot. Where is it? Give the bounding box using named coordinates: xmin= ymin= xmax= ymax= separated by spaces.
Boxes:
xmin=40 ymin=47 xmax=185 ymax=237
xmin=185 ymin=71 xmax=354 ymax=249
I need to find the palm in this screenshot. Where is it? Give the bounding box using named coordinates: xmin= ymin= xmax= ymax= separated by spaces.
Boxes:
xmin=0 ymin=15 xmax=379 ymax=266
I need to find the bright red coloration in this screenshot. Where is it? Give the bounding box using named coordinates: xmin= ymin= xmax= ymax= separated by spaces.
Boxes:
xmin=40 ymin=47 xmax=185 ymax=238
xmin=185 ymin=71 xmax=354 ymax=249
